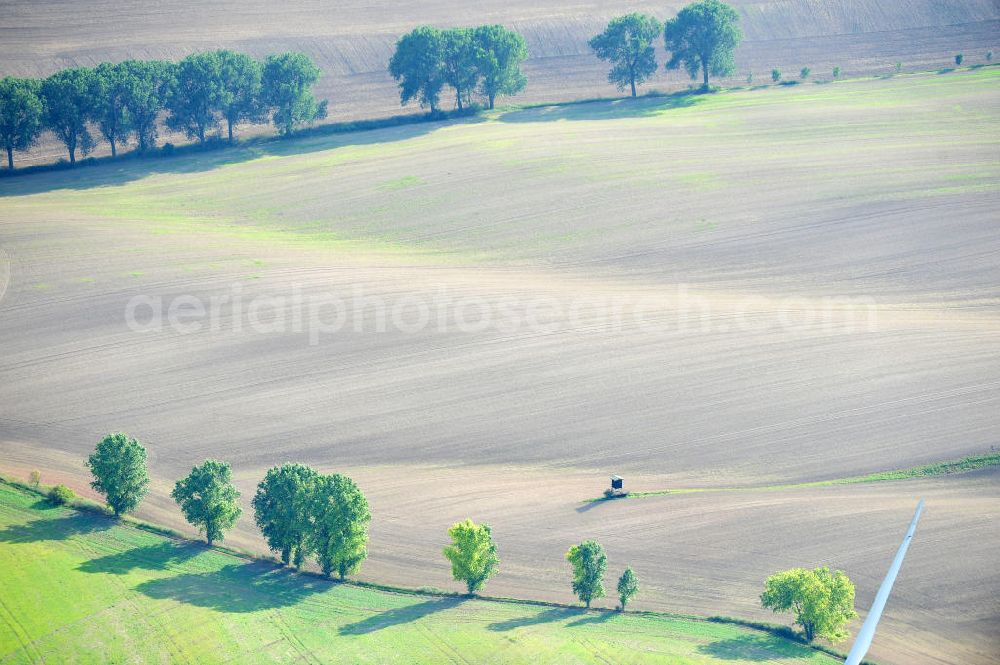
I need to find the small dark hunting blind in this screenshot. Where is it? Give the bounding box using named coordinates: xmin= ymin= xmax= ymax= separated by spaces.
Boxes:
xmin=606 ymin=475 xmax=627 ymax=498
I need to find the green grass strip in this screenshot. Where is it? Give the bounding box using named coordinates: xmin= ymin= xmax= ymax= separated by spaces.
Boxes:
xmin=590 ymin=451 xmax=1000 ymax=502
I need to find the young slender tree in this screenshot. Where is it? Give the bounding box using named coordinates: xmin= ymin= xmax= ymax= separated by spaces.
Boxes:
xmin=167 ymin=51 xmax=224 ymax=146
xmin=617 ymin=567 xmax=639 ymax=610
xmin=171 ymin=459 xmax=242 ymax=546
xmin=86 ymin=433 xmax=150 ymax=518
xmin=474 ymin=25 xmax=528 ymax=109
xmin=252 ymin=463 xmax=318 ymax=567
xmin=389 ymin=26 xmax=446 ymax=112
xmin=760 ymin=567 xmax=857 ymax=643
xmin=308 ymin=473 xmax=371 ymax=580
xmin=441 ymin=28 xmax=481 ymax=110
xmin=443 ymin=519 xmax=500 ymax=594
xmin=589 ymin=13 xmax=663 ymax=97
xmin=216 ymin=50 xmax=264 ymax=142
xmin=41 ymin=67 xmax=97 ymax=164
xmin=120 ymin=59 xmax=174 ymax=152
xmin=262 ymin=52 xmax=327 ymax=136
xmin=565 ymin=539 xmax=607 ymax=608
xmin=93 ymin=62 xmax=132 ymax=157
xmin=664 ymin=0 xmax=742 ymax=90
xmin=0 ymin=77 xmax=43 ymax=170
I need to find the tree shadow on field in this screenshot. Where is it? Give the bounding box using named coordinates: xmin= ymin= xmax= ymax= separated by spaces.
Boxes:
xmin=78 ymin=541 xmax=203 ymax=575
xmin=697 ymin=634 xmax=813 ymax=661
xmin=499 ymin=91 xmax=701 ymax=124
xmin=488 ymin=607 xmax=579 ymax=631
xmin=567 ymin=610 xmax=616 ymax=627
xmin=136 ymin=562 xmax=326 ymax=612
xmin=339 ymin=596 xmax=467 ymax=635
xmin=0 ymin=114 xmax=486 ymax=198
xmin=0 ymin=511 xmax=111 ymax=544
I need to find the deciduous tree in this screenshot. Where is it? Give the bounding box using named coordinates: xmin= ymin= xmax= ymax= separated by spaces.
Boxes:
xmin=41 ymin=67 xmax=97 ymax=164
xmin=216 ymin=50 xmax=264 ymax=141
xmin=664 ymin=0 xmax=742 ymax=89
xmin=565 ymin=539 xmax=607 ymax=607
xmin=389 ymin=26 xmax=446 ymax=112
xmin=443 ymin=519 xmax=500 ymax=594
xmin=617 ymin=567 xmax=639 ymax=610
xmin=589 ymin=14 xmax=663 ymax=97
xmin=120 ymin=60 xmax=174 ymax=152
xmin=86 ymin=433 xmax=150 ymax=518
xmin=760 ymin=567 xmax=857 ymax=643
xmin=171 ymin=459 xmax=242 ymax=546
xmin=167 ymin=52 xmax=224 ymax=145
xmin=0 ymin=77 xmax=43 ymax=170
xmin=253 ymin=463 xmax=318 ymax=567
xmin=262 ymin=52 xmax=327 ymax=136
xmin=93 ymin=62 xmax=132 ymax=157
xmin=441 ymin=28 xmax=481 ymax=110
xmin=308 ymin=473 xmax=371 ymax=580
xmin=474 ymin=25 xmax=528 ymax=109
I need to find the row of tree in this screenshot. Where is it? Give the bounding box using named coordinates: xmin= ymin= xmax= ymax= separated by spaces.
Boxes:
xmin=0 ymin=50 xmax=326 ymax=169
xmin=388 ymin=24 xmax=528 ymax=112
xmin=589 ymin=1 xmax=742 ymax=97
xmin=78 ymin=431 xmax=855 ymax=638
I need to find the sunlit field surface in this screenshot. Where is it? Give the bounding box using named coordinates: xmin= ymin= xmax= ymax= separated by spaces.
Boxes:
xmin=1 ymin=68 xmax=998 ymax=664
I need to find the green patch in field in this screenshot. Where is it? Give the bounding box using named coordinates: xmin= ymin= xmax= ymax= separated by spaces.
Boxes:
xmin=378 ymin=175 xmax=424 ymax=191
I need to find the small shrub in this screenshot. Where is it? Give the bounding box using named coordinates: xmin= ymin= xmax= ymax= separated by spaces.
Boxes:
xmin=799 ymin=67 xmax=810 ymax=79
xmin=987 ymin=51 xmax=993 ymax=63
xmin=29 ymin=470 xmax=41 ymax=488
xmin=955 ymin=54 xmax=963 ymax=66
xmin=603 ymin=488 xmax=615 ymax=499
xmin=48 ymin=484 xmax=75 ymax=505
xmin=746 ymin=72 xmax=753 ymax=84
xmin=832 ymin=66 xmax=840 ymax=78
xmin=771 ymin=68 xmax=781 ymax=83
xmin=161 ymin=143 xmax=175 ymax=156
xmin=895 ymin=62 xmax=902 ymax=73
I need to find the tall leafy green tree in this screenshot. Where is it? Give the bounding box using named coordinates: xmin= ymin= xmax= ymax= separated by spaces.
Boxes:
xmin=0 ymin=77 xmax=43 ymax=170
xmin=253 ymin=463 xmax=318 ymax=567
xmin=443 ymin=519 xmax=500 ymax=594
xmin=664 ymin=0 xmax=742 ymax=89
xmin=41 ymin=67 xmax=97 ymax=164
xmin=474 ymin=25 xmax=528 ymax=109
xmin=120 ymin=59 xmax=174 ymax=152
xmin=93 ymin=62 xmax=132 ymax=157
xmin=565 ymin=539 xmax=607 ymax=608
xmin=85 ymin=433 xmax=150 ymax=518
xmin=441 ymin=28 xmax=480 ymax=110
xmin=262 ymin=52 xmax=327 ymax=136
xmin=617 ymin=567 xmax=639 ymax=610
xmin=389 ymin=26 xmax=446 ymax=112
xmin=216 ymin=50 xmax=264 ymax=141
xmin=167 ymin=52 xmax=224 ymax=145
xmin=760 ymin=567 xmax=857 ymax=643
xmin=589 ymin=14 xmax=663 ymax=97
xmin=171 ymin=459 xmax=242 ymax=546
xmin=308 ymin=473 xmax=371 ymax=580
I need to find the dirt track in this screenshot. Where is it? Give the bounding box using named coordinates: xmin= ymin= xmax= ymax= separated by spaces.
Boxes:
xmin=1 ymin=71 xmax=999 ymax=663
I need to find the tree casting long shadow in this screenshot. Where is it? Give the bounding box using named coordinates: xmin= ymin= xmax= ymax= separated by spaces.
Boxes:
xmin=488 ymin=607 xmax=580 ymax=631
xmin=696 ymin=633 xmax=814 ymax=661
xmin=78 ymin=541 xmax=203 ymax=575
xmin=0 ymin=510 xmax=111 ymax=544
xmin=136 ymin=562 xmax=326 ymax=612
xmin=338 ymin=596 xmax=467 ymax=635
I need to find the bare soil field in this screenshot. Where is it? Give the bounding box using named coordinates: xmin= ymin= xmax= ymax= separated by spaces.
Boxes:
xmin=1 ymin=0 xmax=998 ymax=164
xmin=1 ymin=69 xmax=999 ymax=663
